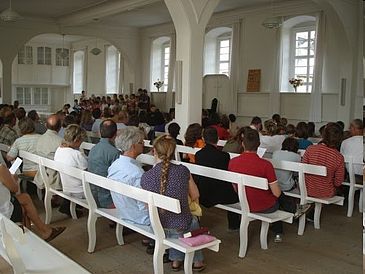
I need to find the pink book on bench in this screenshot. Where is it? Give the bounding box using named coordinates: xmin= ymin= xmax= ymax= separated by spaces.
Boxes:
xmin=179 ymin=234 xmax=216 ymax=247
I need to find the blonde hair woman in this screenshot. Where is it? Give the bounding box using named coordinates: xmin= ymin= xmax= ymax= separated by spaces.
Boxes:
xmin=54 ymin=124 xmax=88 ymax=198
xmin=140 ymin=135 xmax=205 ymax=272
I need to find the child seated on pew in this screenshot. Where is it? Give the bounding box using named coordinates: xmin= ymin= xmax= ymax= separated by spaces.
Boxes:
xmin=272 ymin=137 xmax=301 ymax=191
xmin=141 ymin=135 xmax=206 ymax=272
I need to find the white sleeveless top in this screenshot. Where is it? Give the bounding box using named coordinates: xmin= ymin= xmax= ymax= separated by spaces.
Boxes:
xmin=0 ymin=180 xmax=13 ymax=218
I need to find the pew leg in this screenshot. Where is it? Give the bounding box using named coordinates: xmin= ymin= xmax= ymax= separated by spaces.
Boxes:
xmin=87 ymin=212 xmax=98 ymax=253
xmin=238 ymin=216 xmax=250 ymax=258
xmin=183 ymin=251 xmax=194 ymax=274
xmin=116 ymin=224 xmax=124 ymax=245
xmin=153 ymin=242 xmax=166 ymax=274
xmin=314 ymin=203 xmax=322 ymax=229
xmin=260 ymin=221 xmax=269 ymax=250
xmin=36 ymin=187 xmax=43 ymax=201
xmin=347 ymin=186 xmax=355 ymax=217
xmin=359 ymin=189 xmax=363 ymax=213
xmin=298 ymin=214 xmax=306 ymax=236
xmin=44 ymin=190 xmax=53 ymax=224
xmin=70 ymin=202 xmax=77 ymax=220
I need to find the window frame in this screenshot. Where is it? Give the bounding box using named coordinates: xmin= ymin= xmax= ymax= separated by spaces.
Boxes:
xmin=15 ymin=87 xmax=50 ymax=106
xmin=160 ymin=42 xmax=170 ymax=92
xmin=105 ymin=45 xmax=121 ymax=94
xmin=18 ymin=46 xmax=33 ymax=65
xmin=37 ymin=46 xmax=52 ymax=65
xmin=289 ymin=25 xmax=316 ymax=93
xmin=55 ymin=48 xmax=70 ymax=66
xmin=216 ymin=33 xmax=231 ymax=76
xmin=72 ymin=49 xmax=85 ymax=94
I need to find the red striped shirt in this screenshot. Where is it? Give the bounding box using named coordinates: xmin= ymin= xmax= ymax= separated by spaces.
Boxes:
xmin=302 ymin=143 xmax=344 ymax=198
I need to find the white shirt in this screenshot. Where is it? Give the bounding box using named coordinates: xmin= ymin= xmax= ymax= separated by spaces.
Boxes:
xmin=260 ymin=135 xmax=285 ymax=153
xmin=0 ymin=179 xmax=12 ymax=218
xmin=54 ymin=147 xmax=88 ymax=193
xmin=92 ymin=119 xmax=103 ymax=134
xmin=340 ymin=135 xmax=363 ymax=175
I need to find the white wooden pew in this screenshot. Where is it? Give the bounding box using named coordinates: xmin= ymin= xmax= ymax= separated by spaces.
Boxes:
xmin=83 ymin=171 xmax=221 ymax=274
xmin=19 ymin=151 xmax=88 ymax=224
xmin=14 ymin=149 xmax=43 ymax=201
xmin=136 ymin=154 xmax=293 ymax=258
xmin=0 ymin=213 xmax=90 ymax=274
xmin=21 ymin=150 xmax=220 ymax=274
xmin=342 ymin=155 xmax=363 ymax=217
xmin=166 ymin=143 xmax=344 ymax=235
xmin=271 ymin=159 xmax=344 ymax=234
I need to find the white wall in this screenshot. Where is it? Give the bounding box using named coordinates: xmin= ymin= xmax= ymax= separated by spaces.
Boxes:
xmin=140 ymin=0 xmax=362 ymax=128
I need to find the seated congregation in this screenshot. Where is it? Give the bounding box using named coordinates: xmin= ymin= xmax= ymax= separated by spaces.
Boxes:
xmin=0 ymin=91 xmax=362 ymax=273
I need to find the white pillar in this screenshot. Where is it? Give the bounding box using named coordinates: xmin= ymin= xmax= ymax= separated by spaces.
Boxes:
xmin=164 ymin=0 xmax=220 ymax=134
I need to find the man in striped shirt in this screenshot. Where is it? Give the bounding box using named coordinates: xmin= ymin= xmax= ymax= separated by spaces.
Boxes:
xmin=302 ymin=123 xmax=345 ymax=198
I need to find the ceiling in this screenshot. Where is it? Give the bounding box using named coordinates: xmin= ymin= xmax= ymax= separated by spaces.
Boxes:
xmin=0 ymin=0 xmax=284 ymax=28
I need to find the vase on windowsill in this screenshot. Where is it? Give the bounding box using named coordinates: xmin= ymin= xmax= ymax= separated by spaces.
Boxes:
xmin=153 ymin=79 xmax=164 ymax=93
xmin=289 ymin=78 xmax=303 ymax=93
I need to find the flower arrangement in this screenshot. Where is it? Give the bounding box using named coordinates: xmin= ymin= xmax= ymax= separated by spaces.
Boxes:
xmin=289 ymin=78 xmax=303 ymax=92
xmin=153 ymin=79 xmax=164 ymax=91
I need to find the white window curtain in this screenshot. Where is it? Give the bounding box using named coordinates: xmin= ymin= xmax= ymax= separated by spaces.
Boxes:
xmin=309 ymin=11 xmax=325 ymax=122
xmin=105 ymin=45 xmax=120 ymax=94
xmin=73 ymin=50 xmax=85 ymax=94
xmin=166 ymin=33 xmax=176 ymax=110
xmin=229 ymin=21 xmax=241 ymax=115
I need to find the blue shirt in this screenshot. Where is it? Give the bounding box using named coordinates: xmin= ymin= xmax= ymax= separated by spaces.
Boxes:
xmin=88 ymin=138 xmax=120 ymax=208
xmin=108 ymin=155 xmax=150 ymax=226
xmin=298 ymin=138 xmax=313 ymax=150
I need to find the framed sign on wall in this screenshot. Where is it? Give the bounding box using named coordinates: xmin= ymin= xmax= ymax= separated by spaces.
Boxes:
xmin=247 ymin=69 xmax=261 ymax=92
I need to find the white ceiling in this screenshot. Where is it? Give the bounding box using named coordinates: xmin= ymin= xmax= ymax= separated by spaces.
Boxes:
xmin=0 ymin=0 xmax=284 ymax=28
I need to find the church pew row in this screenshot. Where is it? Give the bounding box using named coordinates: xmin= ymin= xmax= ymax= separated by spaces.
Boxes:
xmin=19 ymin=150 xmax=221 ymax=274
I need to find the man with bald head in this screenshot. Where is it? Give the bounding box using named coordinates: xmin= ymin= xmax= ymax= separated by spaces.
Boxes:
xmin=88 ymin=119 xmax=120 ymax=208
xmin=34 ymin=114 xmax=63 ymax=189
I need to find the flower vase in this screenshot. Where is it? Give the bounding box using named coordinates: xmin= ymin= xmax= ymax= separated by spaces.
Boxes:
xmin=157 ymin=87 xmax=160 ymax=92
xmin=294 ymin=86 xmax=297 ymax=92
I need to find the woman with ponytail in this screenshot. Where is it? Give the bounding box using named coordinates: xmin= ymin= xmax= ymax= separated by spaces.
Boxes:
xmin=141 ymin=135 xmax=205 ymax=272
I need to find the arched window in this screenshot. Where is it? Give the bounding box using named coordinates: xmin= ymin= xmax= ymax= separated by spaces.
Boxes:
xmin=280 ymin=16 xmax=316 ymax=93
xmin=150 ymin=36 xmax=171 ymax=92
xmin=204 ymin=27 xmax=232 ymax=76
xmin=73 ymin=50 xmax=85 ymax=94
xmin=105 ymin=45 xmax=121 ymax=94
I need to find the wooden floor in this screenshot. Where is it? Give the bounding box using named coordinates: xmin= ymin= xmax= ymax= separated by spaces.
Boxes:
xmin=0 ymin=194 xmax=362 ymax=274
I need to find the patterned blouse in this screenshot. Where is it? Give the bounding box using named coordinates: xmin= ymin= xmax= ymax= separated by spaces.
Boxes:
xmin=141 ymin=162 xmax=192 ymax=230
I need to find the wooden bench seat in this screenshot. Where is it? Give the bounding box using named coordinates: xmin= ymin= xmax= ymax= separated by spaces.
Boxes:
xmin=0 ymin=213 xmax=90 ymax=274
xmin=83 ymin=170 xmax=221 ymax=274
xmin=341 ymin=155 xmax=363 ymax=217
xmin=136 ymin=153 xmax=293 ymax=258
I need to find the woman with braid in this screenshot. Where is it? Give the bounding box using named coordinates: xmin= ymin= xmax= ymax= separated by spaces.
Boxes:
xmin=141 ymin=135 xmax=205 ymax=272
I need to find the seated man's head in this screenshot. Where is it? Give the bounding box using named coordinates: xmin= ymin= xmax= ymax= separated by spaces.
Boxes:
xmin=203 ymin=127 xmax=218 ymax=146
xmin=281 ymin=137 xmax=299 ymax=153
xmin=19 ymin=117 xmax=35 ymax=135
xmin=46 ymin=114 xmax=62 ymax=132
xmin=322 ymin=123 xmax=343 ymax=149
xmin=242 ymin=127 xmax=260 ymax=152
xmin=27 ymin=110 xmax=39 ymax=122
xmin=349 ymin=119 xmax=363 ymax=136
xmin=63 ymin=124 xmax=86 ymax=149
xmin=250 ymin=116 xmax=262 ymax=131
xmin=15 ymin=107 xmax=26 ymax=120
xmin=2 ymin=110 xmax=16 ymax=127
xmin=100 ymin=119 xmax=117 ymax=139
xmin=168 ymin=122 xmax=181 ymax=139
xmin=92 ymin=108 xmax=101 ymax=120
xmin=115 ymin=126 xmax=144 ymax=158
